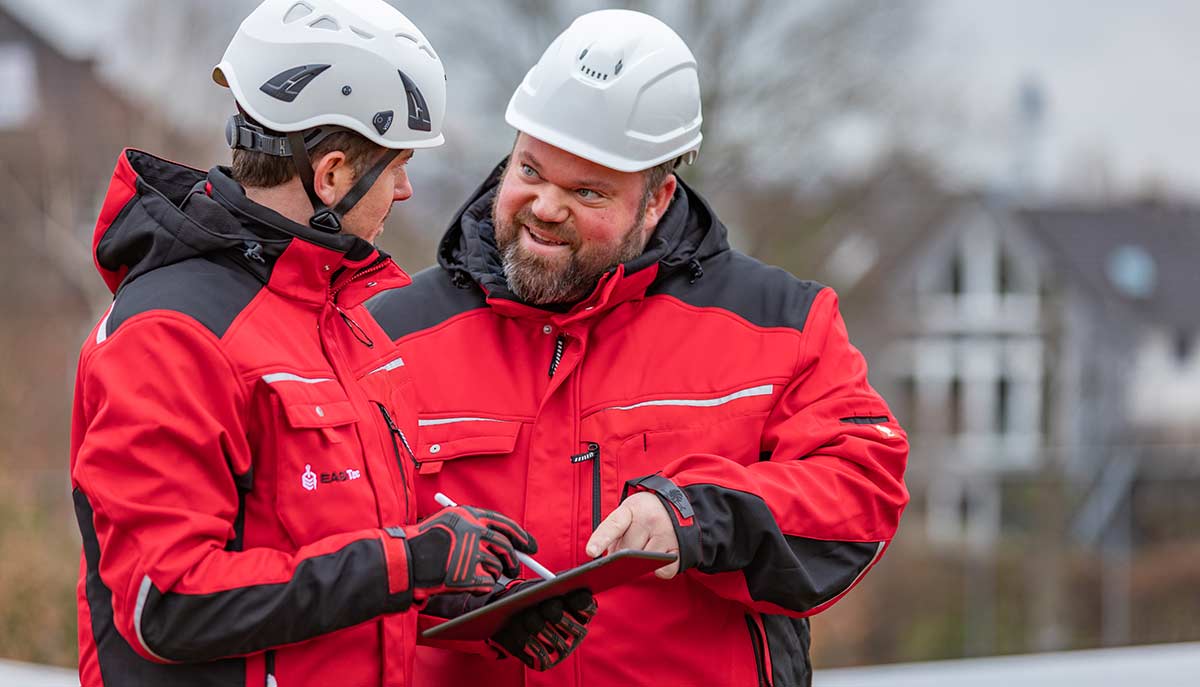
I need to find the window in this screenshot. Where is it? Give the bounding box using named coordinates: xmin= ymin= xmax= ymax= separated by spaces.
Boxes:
xmin=949 ymin=376 xmax=964 ymax=435
xmin=997 ymin=246 xmax=1014 ymax=294
xmin=995 ymin=376 xmax=1010 ymax=434
xmin=950 ymin=251 xmax=965 ymax=295
xmin=1175 ymin=330 xmax=1193 ymax=364
xmin=0 ymin=42 xmax=38 ymax=129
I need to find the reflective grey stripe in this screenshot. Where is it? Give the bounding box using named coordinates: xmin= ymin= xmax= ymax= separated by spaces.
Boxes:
xmin=368 ymin=356 xmax=405 ymax=375
xmin=606 ymin=384 xmax=774 ymax=412
xmin=95 ymin=308 xmax=113 ymax=345
xmin=261 ymin=372 xmax=334 ymax=385
xmin=418 ymin=417 xmax=508 ymax=427
xmin=134 ymin=575 xmax=170 ymax=662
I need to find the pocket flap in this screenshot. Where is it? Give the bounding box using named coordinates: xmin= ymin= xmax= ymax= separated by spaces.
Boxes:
xmin=262 ymin=374 xmax=358 ymax=428
xmin=416 ymin=417 xmax=521 ymax=463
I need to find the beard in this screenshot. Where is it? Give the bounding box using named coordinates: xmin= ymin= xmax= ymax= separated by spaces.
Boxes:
xmin=492 ymin=187 xmax=649 ymax=306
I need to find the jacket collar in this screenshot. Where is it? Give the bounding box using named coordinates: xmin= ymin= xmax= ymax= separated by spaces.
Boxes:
xmin=92 ymin=149 xmax=408 ymax=306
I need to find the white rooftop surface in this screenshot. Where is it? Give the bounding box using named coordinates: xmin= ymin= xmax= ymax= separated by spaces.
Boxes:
xmin=5 ymin=642 xmax=1199 ymax=686
xmin=815 ymin=642 xmax=1200 ymax=686
xmin=0 ymin=658 xmax=76 ymax=686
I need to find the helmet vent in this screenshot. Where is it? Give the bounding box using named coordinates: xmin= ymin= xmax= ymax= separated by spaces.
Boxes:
xmin=308 ymin=16 xmax=339 ymax=31
xmin=576 ymin=43 xmax=622 ymax=82
xmin=579 ymin=65 xmax=611 ymax=81
xmin=259 ymin=64 xmax=331 ymax=102
xmin=398 ymin=70 xmax=432 ymax=132
xmin=397 ymin=33 xmax=437 ymax=60
xmin=350 ymin=26 xmax=374 ymax=40
xmin=283 ymin=2 xmax=313 ymax=24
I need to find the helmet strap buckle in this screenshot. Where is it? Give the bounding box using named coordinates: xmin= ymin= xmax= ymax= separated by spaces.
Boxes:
xmin=226 ymin=113 xmax=293 ymax=157
xmin=309 ymin=209 xmax=342 ymax=233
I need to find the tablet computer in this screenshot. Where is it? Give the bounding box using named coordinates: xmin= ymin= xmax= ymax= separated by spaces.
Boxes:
xmin=421 ymin=550 xmax=676 ymax=641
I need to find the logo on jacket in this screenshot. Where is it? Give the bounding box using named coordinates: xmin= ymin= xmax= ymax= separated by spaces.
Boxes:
xmin=320 ymin=469 xmax=361 ymax=484
xmin=302 ymin=464 xmax=318 ymax=491
xmin=875 ymin=424 xmax=896 ymax=439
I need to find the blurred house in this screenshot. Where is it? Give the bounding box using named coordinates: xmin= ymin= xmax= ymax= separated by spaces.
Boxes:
xmin=821 ymin=189 xmax=1200 ymax=541
xmin=0 ymin=1 xmax=210 ymax=312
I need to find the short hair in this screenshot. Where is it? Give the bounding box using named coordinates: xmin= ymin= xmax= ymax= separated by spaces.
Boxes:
xmin=639 ymin=157 xmax=678 ymax=213
xmin=231 ymin=129 xmax=383 ymax=188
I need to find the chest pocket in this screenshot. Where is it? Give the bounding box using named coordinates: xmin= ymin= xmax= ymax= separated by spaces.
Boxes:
xmin=259 ymin=374 xmax=378 ymax=545
xmin=411 ymin=416 xmax=522 ymax=517
xmin=584 ymin=383 xmax=777 ymax=519
xmin=415 ymin=417 xmax=521 ymax=472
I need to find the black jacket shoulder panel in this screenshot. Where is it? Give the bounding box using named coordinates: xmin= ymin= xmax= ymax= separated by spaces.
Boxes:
xmin=647 ymin=250 xmax=827 ymax=333
xmin=366 ymin=265 xmax=489 ymax=342
xmin=107 ymin=255 xmax=265 ymax=340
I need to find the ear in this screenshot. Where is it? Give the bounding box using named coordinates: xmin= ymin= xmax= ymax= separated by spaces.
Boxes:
xmin=311 ymin=150 xmax=353 ymax=207
xmin=641 ymin=174 xmax=677 ymax=234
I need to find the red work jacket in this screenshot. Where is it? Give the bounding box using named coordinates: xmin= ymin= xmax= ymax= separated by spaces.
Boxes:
xmin=72 ymin=150 xmax=422 ymax=687
xmin=367 ymin=167 xmax=910 ymax=687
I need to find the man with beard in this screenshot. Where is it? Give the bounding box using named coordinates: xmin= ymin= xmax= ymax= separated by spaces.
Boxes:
xmin=368 ymin=9 xmax=909 ymax=687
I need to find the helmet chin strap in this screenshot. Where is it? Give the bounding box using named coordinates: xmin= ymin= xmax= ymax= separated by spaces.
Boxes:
xmin=286 ymin=131 xmax=401 ymax=234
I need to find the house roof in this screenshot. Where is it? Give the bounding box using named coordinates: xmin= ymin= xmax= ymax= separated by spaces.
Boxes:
xmin=1020 ymin=204 xmax=1200 ymax=331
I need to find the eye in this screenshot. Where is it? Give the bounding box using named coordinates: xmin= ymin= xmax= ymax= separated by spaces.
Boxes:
xmin=520 ymin=164 xmax=538 ymax=178
xmin=576 ymin=188 xmax=600 ymax=199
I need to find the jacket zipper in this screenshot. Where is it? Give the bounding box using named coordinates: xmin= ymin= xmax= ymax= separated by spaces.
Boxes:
xmin=329 ymin=256 xmax=388 ymax=302
xmin=376 ymin=402 xmax=414 ymax=518
xmin=744 ymin=614 xmax=771 ymax=687
xmin=548 ymin=334 xmax=566 ymax=377
xmin=569 ymin=442 xmax=602 ymax=530
xmin=329 ymin=257 xmax=389 ymax=348
xmin=264 ymin=649 xmax=276 ymax=687
xmin=335 ymin=303 xmax=375 ymax=348
xmin=593 ymin=461 xmax=604 ymax=533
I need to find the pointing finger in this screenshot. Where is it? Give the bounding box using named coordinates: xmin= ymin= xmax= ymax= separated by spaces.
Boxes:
xmin=585 ymin=503 xmax=633 ymax=558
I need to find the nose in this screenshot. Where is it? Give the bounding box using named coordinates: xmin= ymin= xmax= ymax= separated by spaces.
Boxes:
xmin=393 ymin=168 xmax=413 ymax=203
xmin=530 ymin=187 xmax=570 ymax=224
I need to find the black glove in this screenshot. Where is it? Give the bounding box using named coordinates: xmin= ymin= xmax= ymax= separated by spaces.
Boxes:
xmin=399 ymin=506 xmax=537 ymax=601
xmin=487 ymin=581 xmax=597 ymax=671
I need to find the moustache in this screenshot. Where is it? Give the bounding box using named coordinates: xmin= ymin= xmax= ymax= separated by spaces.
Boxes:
xmin=513 ymin=207 xmax=578 ymax=248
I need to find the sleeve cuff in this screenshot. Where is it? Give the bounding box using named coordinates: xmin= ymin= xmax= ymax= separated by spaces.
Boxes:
xmin=623 ymin=473 xmax=702 ymax=572
xmin=381 ymin=529 xmax=416 ymax=612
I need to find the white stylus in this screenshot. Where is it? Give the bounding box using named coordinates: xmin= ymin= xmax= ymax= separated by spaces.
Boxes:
xmin=433 ymin=492 xmax=556 ymax=580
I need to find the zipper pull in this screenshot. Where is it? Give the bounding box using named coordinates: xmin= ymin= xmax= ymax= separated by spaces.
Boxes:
xmin=378 ymin=403 xmax=416 ymax=461
xmin=548 ymin=334 xmax=566 ymax=377
xmin=334 ymin=302 xmax=375 ymax=348
xmin=571 ymin=442 xmax=600 ymax=464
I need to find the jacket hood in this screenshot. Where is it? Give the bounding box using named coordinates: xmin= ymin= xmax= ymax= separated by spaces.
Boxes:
xmin=436 ymin=158 xmax=730 ymax=305
xmin=92 ymin=149 xmax=374 ymax=295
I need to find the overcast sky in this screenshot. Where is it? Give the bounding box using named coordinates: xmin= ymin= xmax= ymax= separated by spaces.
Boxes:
xmin=7 ymin=0 xmax=1200 ymax=200
xmin=917 ymin=0 xmax=1200 ymax=199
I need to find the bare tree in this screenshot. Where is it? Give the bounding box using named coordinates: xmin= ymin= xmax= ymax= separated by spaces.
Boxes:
xmin=95 ymin=1 xmax=927 ymax=251
xmin=399 ymin=0 xmax=927 ymax=253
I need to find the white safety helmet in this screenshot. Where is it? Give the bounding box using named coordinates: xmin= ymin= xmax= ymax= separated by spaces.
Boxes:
xmin=215 ymin=0 xmax=446 ymax=150
xmin=213 ymin=0 xmax=446 ymax=232
xmin=506 ymin=9 xmax=702 ymax=173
